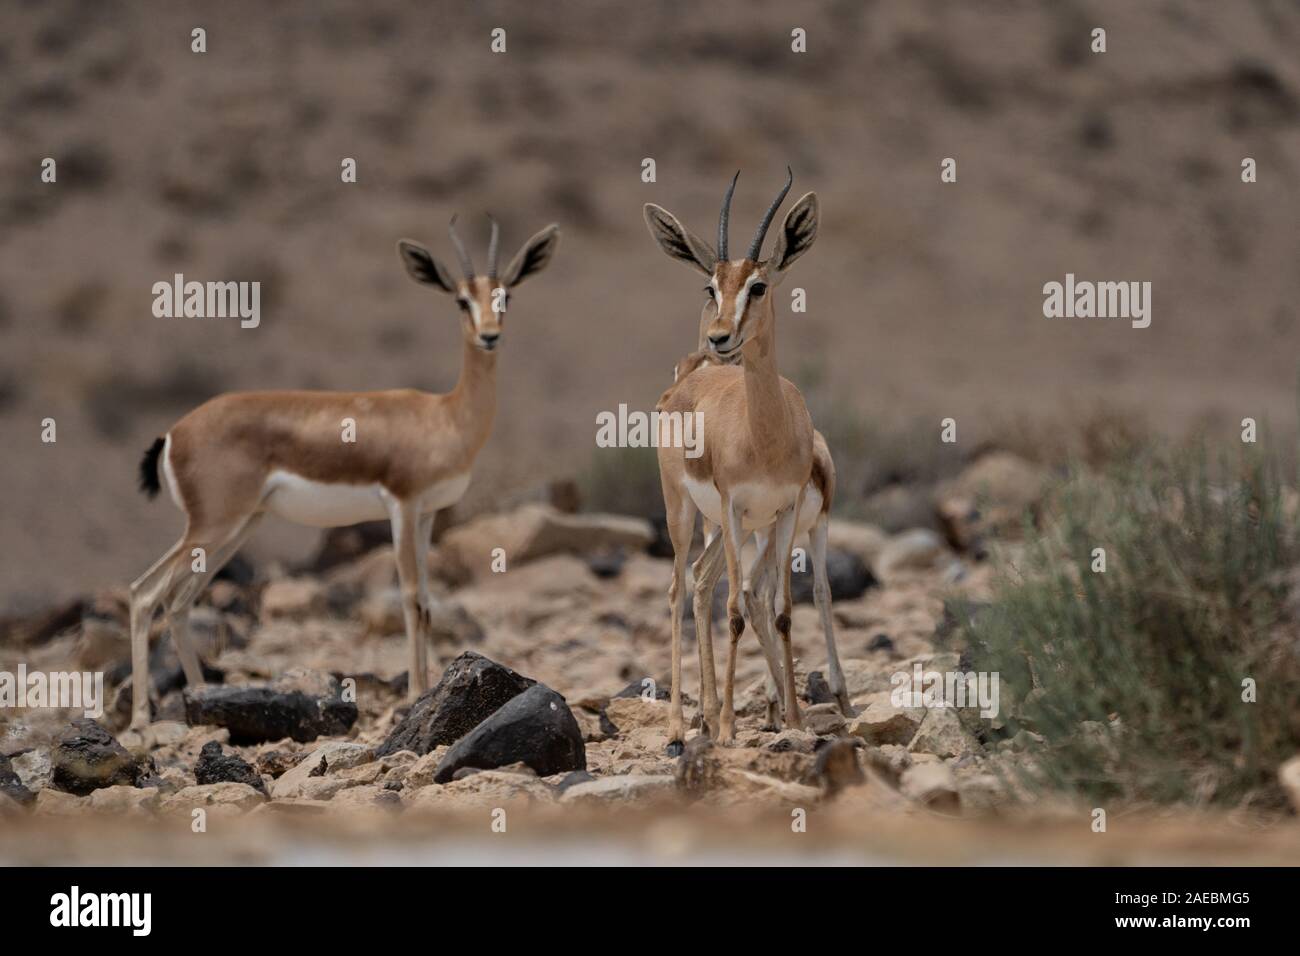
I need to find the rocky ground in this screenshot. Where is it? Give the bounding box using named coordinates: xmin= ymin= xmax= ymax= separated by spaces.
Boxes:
xmin=3 ymin=449 xmax=1298 ymax=864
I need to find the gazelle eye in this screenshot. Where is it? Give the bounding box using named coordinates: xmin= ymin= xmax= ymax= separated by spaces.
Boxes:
xmin=456 ymin=298 xmax=471 ymax=312
xmin=703 ymin=286 xmax=716 ymax=300
xmin=749 ymin=282 xmax=767 ymax=298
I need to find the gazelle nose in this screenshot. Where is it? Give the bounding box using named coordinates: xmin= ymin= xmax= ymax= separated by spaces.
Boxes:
xmin=707 ymin=333 xmax=731 ymax=349
xmin=478 ymin=332 xmax=500 ymax=348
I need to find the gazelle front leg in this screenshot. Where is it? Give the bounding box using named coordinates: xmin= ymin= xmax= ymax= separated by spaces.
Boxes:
xmin=691 ymin=524 xmax=724 ymax=737
xmin=413 ymin=512 xmax=436 ymax=676
xmin=717 ymin=493 xmax=748 ymax=744
xmin=385 ymin=494 xmax=428 ymax=700
xmin=771 ymin=495 xmax=804 ymax=730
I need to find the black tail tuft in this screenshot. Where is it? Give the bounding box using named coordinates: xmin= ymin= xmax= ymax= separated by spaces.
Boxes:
xmin=139 ymin=437 xmax=165 ymax=499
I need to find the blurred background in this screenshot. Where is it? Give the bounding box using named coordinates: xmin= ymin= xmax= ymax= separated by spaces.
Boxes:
xmin=1 ymin=0 xmax=1298 ymax=614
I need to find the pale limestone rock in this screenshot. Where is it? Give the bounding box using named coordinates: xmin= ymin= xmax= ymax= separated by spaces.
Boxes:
xmin=848 ymin=692 xmax=924 ymax=746
xmin=12 ymin=748 xmax=52 ymax=791
xmin=259 ymin=578 xmax=327 ymax=622
xmin=440 ymin=503 xmax=653 ymax=581
xmin=34 ymin=789 xmax=84 ymax=816
xmin=88 ymin=784 xmax=159 ymax=814
xmin=605 ymin=696 xmax=669 ymax=733
xmin=559 ymin=774 xmax=676 ymax=805
xmin=270 ymin=741 xmax=373 ymax=799
xmin=404 ymin=768 xmax=554 ymax=808
xmin=402 ymin=748 xmax=450 ymax=790
xmin=900 ymin=761 xmax=959 ymax=812
xmin=163 ymin=782 xmax=266 ymax=812
xmin=909 ymin=705 xmax=979 ymax=758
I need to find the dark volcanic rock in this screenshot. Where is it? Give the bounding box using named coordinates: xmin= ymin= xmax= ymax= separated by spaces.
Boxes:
xmin=867 ymin=633 xmax=895 ymax=653
xmin=375 ymin=651 xmax=535 ymax=757
xmin=0 ymin=753 xmax=35 ymax=805
xmin=612 ymin=677 xmax=669 ymax=701
xmin=433 ymin=684 xmax=586 ymax=783
xmin=803 ymin=671 xmax=837 ymax=706
xmin=50 ymin=719 xmax=143 ymax=795
xmin=790 ymin=548 xmax=876 ymax=605
xmin=194 ymin=740 xmax=266 ymax=793
xmin=584 ymin=547 xmax=626 ymax=579
xmin=184 ymin=670 xmax=357 ymax=744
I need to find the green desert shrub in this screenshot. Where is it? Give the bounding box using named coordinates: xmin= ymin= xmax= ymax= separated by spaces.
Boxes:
xmin=964 ymin=441 xmax=1300 ymax=809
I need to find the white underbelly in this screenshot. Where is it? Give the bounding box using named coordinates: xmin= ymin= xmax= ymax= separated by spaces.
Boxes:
xmin=418 ymin=471 xmax=472 ymax=513
xmin=260 ymin=471 xmax=471 ymax=528
xmin=263 ymin=472 xmax=389 ymax=527
xmin=682 ymin=475 xmax=804 ymax=532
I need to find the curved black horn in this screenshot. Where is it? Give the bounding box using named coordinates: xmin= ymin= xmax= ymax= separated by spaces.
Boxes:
xmin=746 ymin=166 xmax=793 ymax=261
xmin=718 ymin=170 xmax=739 ymax=261
xmin=487 ymin=214 xmax=500 ymax=280
xmin=448 ymin=214 xmax=475 ymax=279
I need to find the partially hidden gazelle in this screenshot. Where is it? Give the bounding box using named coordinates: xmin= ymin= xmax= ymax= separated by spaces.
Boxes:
xmin=128 ymin=217 xmax=559 ymax=729
xmin=645 ymin=169 xmax=821 ymax=753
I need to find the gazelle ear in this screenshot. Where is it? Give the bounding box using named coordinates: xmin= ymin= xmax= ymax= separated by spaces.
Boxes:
xmin=768 ymin=191 xmax=818 ymax=281
xmin=643 ymin=204 xmax=718 ymax=277
xmin=501 ymin=224 xmax=560 ymax=288
xmin=397 ymin=239 xmax=457 ymax=293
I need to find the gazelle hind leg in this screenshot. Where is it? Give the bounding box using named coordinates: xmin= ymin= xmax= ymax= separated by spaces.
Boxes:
xmin=413 ymin=513 xmax=436 ymax=675
xmin=163 ymin=514 xmax=265 ymax=688
xmin=128 ymin=539 xmax=186 ymax=729
xmin=691 ymin=524 xmax=724 ymax=737
xmin=771 ymin=498 xmax=804 ymax=730
xmin=810 ymin=514 xmax=852 ymax=714
xmin=663 ymin=492 xmax=697 ymax=756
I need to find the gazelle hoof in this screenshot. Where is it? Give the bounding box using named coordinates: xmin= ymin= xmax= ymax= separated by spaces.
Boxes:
xmin=666 ymin=740 xmax=684 ymax=757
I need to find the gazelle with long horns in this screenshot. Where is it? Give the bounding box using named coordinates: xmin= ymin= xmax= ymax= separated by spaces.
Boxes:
xmin=645 ymin=170 xmax=819 ymax=752
xmin=127 ymin=217 xmax=559 ymax=729
xmin=662 ymin=349 xmax=852 ymax=729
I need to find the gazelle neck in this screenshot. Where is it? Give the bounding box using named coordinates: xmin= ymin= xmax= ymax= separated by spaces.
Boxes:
xmin=739 ymin=299 xmax=791 ymax=444
xmin=447 ymin=335 xmax=498 ymax=449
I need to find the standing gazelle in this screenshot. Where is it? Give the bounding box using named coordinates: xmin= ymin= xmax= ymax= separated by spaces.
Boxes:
xmin=645 ymin=169 xmax=818 ymax=753
xmin=664 ymin=349 xmax=852 ymax=729
xmin=128 ymin=216 xmax=559 ymax=729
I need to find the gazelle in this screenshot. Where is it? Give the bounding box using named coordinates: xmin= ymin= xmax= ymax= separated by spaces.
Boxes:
xmin=127 ymin=216 xmax=559 ymax=729
xmin=665 ymin=349 xmax=852 ymax=729
xmin=645 ymin=169 xmax=818 ymax=753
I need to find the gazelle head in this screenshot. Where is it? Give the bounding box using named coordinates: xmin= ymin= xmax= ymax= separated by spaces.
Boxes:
xmin=644 ymin=169 xmax=818 ymax=359
xmin=397 ymin=217 xmax=560 ymax=352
